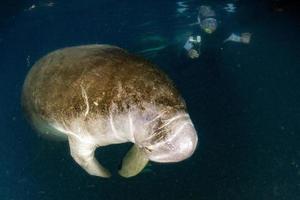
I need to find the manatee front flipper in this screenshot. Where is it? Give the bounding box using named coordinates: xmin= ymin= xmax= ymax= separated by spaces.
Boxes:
xmin=118 ymin=144 xmax=149 ymax=178
xmin=68 ymin=136 xmax=111 ymax=178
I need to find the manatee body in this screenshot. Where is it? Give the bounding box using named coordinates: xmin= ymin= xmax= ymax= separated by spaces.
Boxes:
xmin=22 ymin=45 xmax=198 ymax=178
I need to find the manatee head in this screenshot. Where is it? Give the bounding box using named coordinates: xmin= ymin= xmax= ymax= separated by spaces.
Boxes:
xmin=134 ymin=108 xmax=198 ymax=163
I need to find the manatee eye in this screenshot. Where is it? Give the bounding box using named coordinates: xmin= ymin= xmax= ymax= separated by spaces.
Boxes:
xmin=144 ymin=147 xmax=152 ymax=153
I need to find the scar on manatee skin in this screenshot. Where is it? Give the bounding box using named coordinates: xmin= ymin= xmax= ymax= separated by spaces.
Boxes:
xmin=80 ymin=84 xmax=89 ymax=117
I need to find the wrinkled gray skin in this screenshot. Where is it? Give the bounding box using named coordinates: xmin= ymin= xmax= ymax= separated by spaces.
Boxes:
xmin=22 ymin=45 xmax=198 ymax=178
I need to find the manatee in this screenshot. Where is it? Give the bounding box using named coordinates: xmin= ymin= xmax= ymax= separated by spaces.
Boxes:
xmin=21 ymin=44 xmax=198 ymax=178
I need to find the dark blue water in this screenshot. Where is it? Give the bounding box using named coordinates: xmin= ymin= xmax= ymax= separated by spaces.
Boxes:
xmin=1 ymin=0 xmax=300 ymax=199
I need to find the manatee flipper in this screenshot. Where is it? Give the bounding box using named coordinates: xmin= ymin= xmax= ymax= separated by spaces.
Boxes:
xmin=118 ymin=144 xmax=149 ymax=178
xmin=68 ymin=136 xmax=111 ymax=178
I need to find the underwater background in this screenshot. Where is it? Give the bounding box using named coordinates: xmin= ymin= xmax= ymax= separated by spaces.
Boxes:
xmin=1 ymin=0 xmax=300 ymax=199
